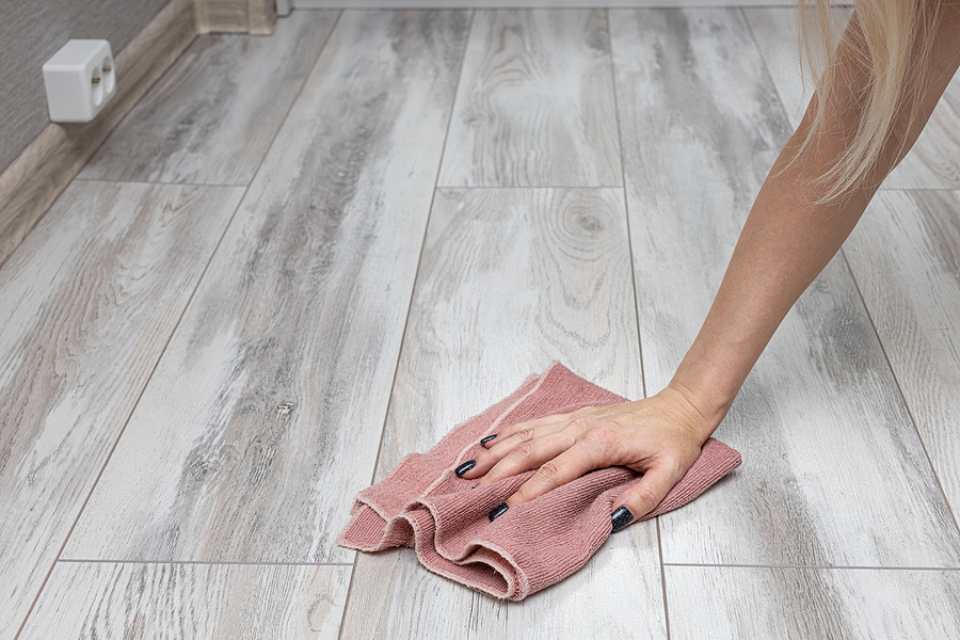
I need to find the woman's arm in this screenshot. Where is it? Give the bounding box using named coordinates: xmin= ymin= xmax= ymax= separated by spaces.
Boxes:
xmin=672 ymin=6 xmax=960 ymax=433
xmin=461 ymin=5 xmax=960 ymax=529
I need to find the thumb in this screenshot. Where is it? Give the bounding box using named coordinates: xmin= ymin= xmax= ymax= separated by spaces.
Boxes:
xmin=610 ymin=465 xmax=677 ymax=533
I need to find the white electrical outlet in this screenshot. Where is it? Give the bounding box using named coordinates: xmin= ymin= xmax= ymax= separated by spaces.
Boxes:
xmin=42 ymin=39 xmax=116 ymax=123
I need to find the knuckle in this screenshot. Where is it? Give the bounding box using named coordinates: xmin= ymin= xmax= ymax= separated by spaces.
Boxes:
xmin=501 ymin=420 xmax=527 ymax=436
xmin=657 ymin=450 xmax=682 ymax=470
xmin=568 ymin=416 xmax=594 ymax=437
xmin=631 ymin=486 xmax=661 ymax=509
xmin=536 ymin=460 xmax=563 ymax=480
xmin=516 ymin=428 xmax=536 ymax=443
xmin=513 ymin=444 xmax=534 ymax=460
xmin=583 ymin=426 xmax=617 ymax=455
xmin=512 ymin=485 xmax=534 ymax=503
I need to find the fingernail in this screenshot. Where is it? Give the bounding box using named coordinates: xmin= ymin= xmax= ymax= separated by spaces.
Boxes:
xmin=488 ymin=502 xmax=509 ymax=521
xmin=480 ymin=434 xmax=497 ymax=448
xmin=610 ymin=506 xmax=634 ymax=533
xmin=454 ymin=459 xmax=476 ymax=477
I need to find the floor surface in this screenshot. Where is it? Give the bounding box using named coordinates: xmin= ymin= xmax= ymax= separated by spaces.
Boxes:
xmin=2 ymin=7 xmax=960 ymax=639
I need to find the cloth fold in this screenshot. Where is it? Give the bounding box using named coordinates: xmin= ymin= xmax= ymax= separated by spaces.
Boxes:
xmin=338 ymin=362 xmax=741 ymax=600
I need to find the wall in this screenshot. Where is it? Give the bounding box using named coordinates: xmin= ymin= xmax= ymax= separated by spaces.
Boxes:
xmin=0 ymin=0 xmax=170 ymax=173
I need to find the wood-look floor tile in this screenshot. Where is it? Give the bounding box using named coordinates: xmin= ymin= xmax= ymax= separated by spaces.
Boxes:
xmin=0 ymin=181 xmax=244 ymax=637
xmin=63 ymin=10 xmax=471 ymax=564
xmin=20 ymin=562 xmax=350 ymax=639
xmin=439 ymin=9 xmax=621 ymax=187
xmin=666 ymin=565 xmax=960 ymax=640
xmin=845 ymin=190 xmax=960 ymax=522
xmin=79 ymin=11 xmax=340 ymax=185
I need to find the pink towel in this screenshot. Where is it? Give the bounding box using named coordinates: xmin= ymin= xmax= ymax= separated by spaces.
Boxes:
xmin=338 ymin=362 xmax=741 ymax=601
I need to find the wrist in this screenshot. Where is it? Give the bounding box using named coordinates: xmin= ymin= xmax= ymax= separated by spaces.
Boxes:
xmin=667 ymin=365 xmax=738 ymax=440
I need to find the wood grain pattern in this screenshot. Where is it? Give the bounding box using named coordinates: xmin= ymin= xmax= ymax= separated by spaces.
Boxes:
xmin=744 ymin=7 xmax=960 ymax=190
xmin=0 ymin=0 xmax=196 ymax=268
xmin=666 ymin=565 xmax=960 ymax=640
xmin=340 ymin=188 xmax=666 ymax=638
xmin=63 ymin=10 xmax=471 ymax=564
xmin=81 ymin=11 xmax=338 ymax=186
xmin=0 ymin=181 xmax=244 ymax=638
xmin=20 ymin=562 xmax=350 ymax=639
xmin=845 ymin=190 xmax=960 ymax=520
xmin=438 ymin=9 xmax=621 ymax=187
xmin=612 ymin=8 xmax=960 ymax=567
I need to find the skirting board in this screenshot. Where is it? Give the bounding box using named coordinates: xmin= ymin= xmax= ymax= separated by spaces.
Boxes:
xmin=291 ymin=1 xmax=806 ymax=7
xmin=0 ymin=0 xmax=196 ymax=268
xmin=196 ymin=0 xmax=278 ymax=34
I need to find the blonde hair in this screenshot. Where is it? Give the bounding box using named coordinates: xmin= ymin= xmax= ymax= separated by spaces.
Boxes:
xmin=797 ymin=0 xmax=942 ymax=201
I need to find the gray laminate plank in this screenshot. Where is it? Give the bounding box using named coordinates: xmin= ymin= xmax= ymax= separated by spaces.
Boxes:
xmin=744 ymin=7 xmax=960 ymax=189
xmin=666 ymin=565 xmax=960 ymax=640
xmin=79 ymin=10 xmax=340 ymax=186
xmin=62 ymin=10 xmax=471 ymax=564
xmin=438 ymin=9 xmax=621 ymax=187
xmin=612 ymin=7 xmax=960 ymax=566
xmin=845 ymin=190 xmax=960 ymax=520
xmin=339 ymin=188 xmax=667 ymax=638
xmin=0 ymin=181 xmax=244 ymax=638
xmin=19 ymin=562 xmax=350 ymax=639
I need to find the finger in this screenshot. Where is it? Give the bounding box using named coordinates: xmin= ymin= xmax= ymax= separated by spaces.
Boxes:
xmin=504 ymin=439 xmax=604 ymax=507
xmin=610 ymin=464 xmax=679 ymax=533
xmin=462 ymin=423 xmax=568 ymax=479
xmin=492 ymin=411 xmax=574 ymax=443
xmin=474 ymin=431 xmax=577 ymax=484
xmin=485 ymin=406 xmax=600 ymax=457
xmin=463 ymin=419 xmax=570 ymax=479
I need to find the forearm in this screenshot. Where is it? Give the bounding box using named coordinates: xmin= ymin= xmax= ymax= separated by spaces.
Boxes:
xmin=670 ymin=6 xmax=960 ymax=435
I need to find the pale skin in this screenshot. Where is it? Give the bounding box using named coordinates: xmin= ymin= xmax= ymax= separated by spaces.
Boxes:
xmin=459 ymin=5 xmax=960 ymax=530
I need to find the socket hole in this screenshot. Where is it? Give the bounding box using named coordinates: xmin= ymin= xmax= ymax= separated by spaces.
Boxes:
xmin=91 ymin=68 xmax=104 ymax=107
xmin=101 ymin=57 xmax=115 ymax=94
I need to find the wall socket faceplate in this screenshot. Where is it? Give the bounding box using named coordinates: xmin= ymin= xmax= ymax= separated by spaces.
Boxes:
xmin=42 ymin=39 xmax=116 ymax=123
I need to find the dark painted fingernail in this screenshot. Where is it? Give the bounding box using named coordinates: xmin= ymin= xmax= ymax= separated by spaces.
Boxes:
xmin=488 ymin=502 xmax=509 ymax=521
xmin=454 ymin=459 xmax=476 ymax=477
xmin=480 ymin=434 xmax=497 ymax=448
xmin=610 ymin=506 xmax=634 ymax=533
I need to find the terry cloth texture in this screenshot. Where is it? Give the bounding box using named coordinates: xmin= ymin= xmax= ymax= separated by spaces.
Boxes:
xmin=338 ymin=362 xmax=741 ymax=601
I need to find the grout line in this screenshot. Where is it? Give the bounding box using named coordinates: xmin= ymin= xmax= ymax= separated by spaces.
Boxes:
xmin=12 ymin=12 xmax=344 ymax=640
xmin=56 ymin=558 xmax=356 ymax=567
xmin=877 ymin=186 xmax=960 ymax=192
xmin=741 ymin=4 xmax=795 ymax=138
xmin=655 ymin=519 xmax=673 ymax=638
xmin=334 ymin=9 xmax=476 ymax=638
xmin=604 ymin=10 xmax=646 ymax=401
xmin=839 ymin=248 xmax=960 ymax=540
xmin=295 ymin=5 xmax=832 ymax=11
xmin=606 ymin=9 xmax=671 ymax=639
xmin=434 ymin=184 xmax=625 ymax=190
xmin=664 ymin=561 xmax=960 ymax=571
xmin=72 ymin=177 xmax=249 ymax=189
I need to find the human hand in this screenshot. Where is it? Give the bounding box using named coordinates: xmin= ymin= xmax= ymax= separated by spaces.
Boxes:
xmin=453 ymin=384 xmax=718 ymax=532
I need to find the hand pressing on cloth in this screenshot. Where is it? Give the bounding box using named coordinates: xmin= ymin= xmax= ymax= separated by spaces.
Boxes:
xmin=340 ymin=363 xmax=740 ymax=600
xmin=455 ymin=384 xmax=717 ymax=532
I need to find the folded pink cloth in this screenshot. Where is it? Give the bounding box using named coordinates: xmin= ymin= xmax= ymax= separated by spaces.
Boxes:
xmin=339 ymin=362 xmax=741 ymax=601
